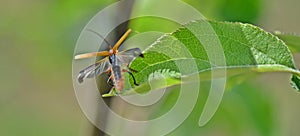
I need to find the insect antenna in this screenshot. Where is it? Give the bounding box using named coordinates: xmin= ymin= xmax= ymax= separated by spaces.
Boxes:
xmin=86 ymin=28 xmax=112 ymax=46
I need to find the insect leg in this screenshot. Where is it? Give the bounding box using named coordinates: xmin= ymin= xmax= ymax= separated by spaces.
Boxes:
xmin=105 ymin=66 xmax=112 ymax=74
xmin=139 ymin=53 xmax=144 ymax=58
xmin=105 ymin=66 xmax=113 ymax=86
xmin=106 ymin=74 xmax=114 ymax=86
xmin=122 ymin=66 xmax=138 ymax=85
xmin=123 ymin=63 xmax=138 ymax=73
xmin=127 ymin=71 xmax=139 ymax=86
xmin=128 ymin=67 xmax=138 ymax=73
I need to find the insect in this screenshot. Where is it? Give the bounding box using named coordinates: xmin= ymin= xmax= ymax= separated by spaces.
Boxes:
xmin=74 ymin=29 xmax=143 ymax=92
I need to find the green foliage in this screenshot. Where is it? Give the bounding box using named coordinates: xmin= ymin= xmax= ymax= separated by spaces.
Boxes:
xmin=104 ymin=20 xmax=300 ymax=96
xmin=182 ymin=0 xmax=262 ymax=23
xmin=0 ymin=1 xmax=115 ymax=136
xmin=148 ymin=83 xmax=275 ymax=136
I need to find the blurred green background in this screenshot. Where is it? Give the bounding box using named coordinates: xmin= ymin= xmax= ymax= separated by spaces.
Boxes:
xmin=1 ymin=0 xmax=300 ymax=136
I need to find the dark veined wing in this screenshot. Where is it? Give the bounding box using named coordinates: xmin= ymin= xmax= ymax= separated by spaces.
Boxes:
xmin=77 ymin=57 xmax=110 ymax=83
xmin=116 ymin=48 xmax=143 ymax=66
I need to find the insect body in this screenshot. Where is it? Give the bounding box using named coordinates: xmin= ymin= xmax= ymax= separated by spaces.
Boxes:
xmin=74 ymin=29 xmax=143 ymax=92
xmin=109 ymin=51 xmax=124 ymax=91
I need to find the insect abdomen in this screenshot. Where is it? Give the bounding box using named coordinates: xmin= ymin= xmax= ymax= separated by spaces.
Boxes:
xmin=112 ymin=65 xmax=124 ymax=91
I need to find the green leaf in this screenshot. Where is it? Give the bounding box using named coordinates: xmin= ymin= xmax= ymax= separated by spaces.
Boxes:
xmin=274 ymin=31 xmax=300 ymax=53
xmin=102 ymin=20 xmax=300 ymax=97
xmin=182 ymin=0 xmax=262 ymax=23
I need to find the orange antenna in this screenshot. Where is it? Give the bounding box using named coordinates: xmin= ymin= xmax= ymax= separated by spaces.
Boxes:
xmin=112 ymin=29 xmax=132 ymax=52
xmin=74 ymin=51 xmax=110 ymax=60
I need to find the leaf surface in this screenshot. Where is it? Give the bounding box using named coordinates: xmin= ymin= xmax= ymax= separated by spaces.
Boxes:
xmin=103 ymin=20 xmax=300 ymax=97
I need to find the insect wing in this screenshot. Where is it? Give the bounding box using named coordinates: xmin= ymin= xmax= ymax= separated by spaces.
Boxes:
xmin=77 ymin=57 xmax=110 ymax=83
xmin=116 ymin=48 xmax=143 ymax=65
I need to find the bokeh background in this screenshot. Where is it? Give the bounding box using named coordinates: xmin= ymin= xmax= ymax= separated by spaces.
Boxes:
xmin=1 ymin=0 xmax=300 ymax=135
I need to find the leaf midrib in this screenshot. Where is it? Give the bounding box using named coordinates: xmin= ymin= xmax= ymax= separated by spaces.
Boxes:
xmin=135 ymin=57 xmax=296 ymax=77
